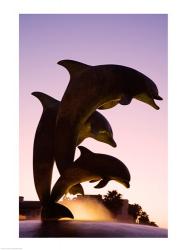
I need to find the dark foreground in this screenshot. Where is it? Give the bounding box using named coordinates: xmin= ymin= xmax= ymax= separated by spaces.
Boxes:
xmin=19 ymin=220 xmax=168 ymax=238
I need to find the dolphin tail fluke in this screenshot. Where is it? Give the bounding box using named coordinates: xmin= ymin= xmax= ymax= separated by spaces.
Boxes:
xmin=57 ymin=59 xmax=90 ymax=77
xmin=41 ymin=203 xmax=74 ymax=220
xmin=69 ymin=184 xmax=84 ymax=195
xmin=31 ymin=91 xmax=59 ymax=109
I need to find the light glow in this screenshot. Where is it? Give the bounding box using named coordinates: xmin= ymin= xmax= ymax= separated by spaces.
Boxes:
xmin=60 ymin=198 xmax=113 ymax=221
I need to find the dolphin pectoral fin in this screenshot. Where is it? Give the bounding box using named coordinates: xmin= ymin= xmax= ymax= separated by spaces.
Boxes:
xmin=41 ymin=203 xmax=74 ymax=220
xmin=89 ymin=179 xmax=101 ymax=183
xmin=94 ymin=179 xmax=110 ymax=188
xmin=68 ymin=184 xmax=84 ymax=195
xmin=119 ymin=95 xmax=133 ymax=105
xmin=57 ymin=59 xmax=90 ymax=77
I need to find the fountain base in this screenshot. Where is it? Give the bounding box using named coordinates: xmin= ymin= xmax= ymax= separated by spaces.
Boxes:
xmin=19 ymin=220 xmax=167 ymax=238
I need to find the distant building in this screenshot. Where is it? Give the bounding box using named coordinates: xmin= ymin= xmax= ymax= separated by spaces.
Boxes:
xmin=19 ymin=196 xmax=24 ymax=202
xmin=75 ymin=194 xmax=102 ymax=201
xmin=75 ymin=194 xmax=134 ymax=223
xmin=19 ymin=196 xmax=41 ymax=219
xmin=115 ymin=199 xmax=134 ymax=223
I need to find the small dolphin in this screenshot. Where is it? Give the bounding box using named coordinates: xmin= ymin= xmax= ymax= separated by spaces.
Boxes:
xmin=54 ymin=59 xmax=163 ymax=173
xmin=32 ymin=92 xmax=116 ymax=205
xmin=50 ymin=146 xmax=131 ymax=203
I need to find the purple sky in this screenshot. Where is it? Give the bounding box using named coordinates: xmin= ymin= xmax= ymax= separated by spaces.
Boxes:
xmin=19 ymin=14 xmax=167 ymax=227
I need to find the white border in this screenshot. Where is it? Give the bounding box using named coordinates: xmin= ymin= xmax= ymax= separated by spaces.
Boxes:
xmin=0 ymin=0 xmax=187 ymax=249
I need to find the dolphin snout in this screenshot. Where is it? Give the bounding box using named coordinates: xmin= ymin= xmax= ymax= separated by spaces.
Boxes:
xmin=109 ymin=138 xmax=117 ymax=148
xmin=152 ymin=103 xmax=160 ymax=110
xmin=134 ymin=93 xmax=162 ymax=110
xmin=125 ymin=182 xmax=130 ymax=188
xmin=121 ymin=179 xmax=130 ymax=188
xmin=152 ymin=94 xmax=163 ymax=109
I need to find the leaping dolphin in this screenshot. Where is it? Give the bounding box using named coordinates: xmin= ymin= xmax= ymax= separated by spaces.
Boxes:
xmin=54 ymin=60 xmax=163 ymax=174
xmin=50 ymin=146 xmax=131 ymax=203
xmin=32 ymin=92 xmax=116 ymax=206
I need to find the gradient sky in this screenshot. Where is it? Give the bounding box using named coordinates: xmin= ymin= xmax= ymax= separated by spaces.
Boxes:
xmin=19 ymin=14 xmax=167 ymax=228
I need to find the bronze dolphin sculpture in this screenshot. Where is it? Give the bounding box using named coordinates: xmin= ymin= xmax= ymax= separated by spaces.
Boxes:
xmin=32 ymin=91 xmax=116 ymax=205
xmin=50 ymin=146 xmax=131 ymax=203
xmin=54 ymin=59 xmax=163 ymax=174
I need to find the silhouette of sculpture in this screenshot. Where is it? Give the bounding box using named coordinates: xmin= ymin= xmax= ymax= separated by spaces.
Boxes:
xmin=32 ymin=91 xmax=117 ymax=218
xmin=49 ymin=146 xmax=130 ymax=203
xmin=54 ymin=60 xmax=162 ymax=177
xmin=32 ymin=59 xmax=162 ymax=220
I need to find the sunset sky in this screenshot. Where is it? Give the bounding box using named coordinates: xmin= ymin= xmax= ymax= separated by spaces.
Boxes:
xmin=19 ymin=14 xmax=167 ymax=228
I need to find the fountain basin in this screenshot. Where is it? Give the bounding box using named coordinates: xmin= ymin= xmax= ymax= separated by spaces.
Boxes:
xmin=19 ymin=220 xmax=168 ymax=238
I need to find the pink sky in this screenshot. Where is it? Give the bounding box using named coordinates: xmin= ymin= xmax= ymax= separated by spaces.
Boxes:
xmin=19 ymin=14 xmax=167 ymax=228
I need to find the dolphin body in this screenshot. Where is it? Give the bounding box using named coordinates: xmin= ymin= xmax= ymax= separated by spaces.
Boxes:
xmin=50 ymin=146 xmax=131 ymax=203
xmin=54 ymin=60 xmax=163 ymax=175
xmin=32 ymin=92 xmax=116 ymax=206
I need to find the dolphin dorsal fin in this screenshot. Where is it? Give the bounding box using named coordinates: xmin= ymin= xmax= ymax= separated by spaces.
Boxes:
xmin=78 ymin=146 xmax=93 ymax=158
xmin=57 ymin=59 xmax=90 ymax=77
xmin=32 ymin=92 xmax=59 ymax=110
